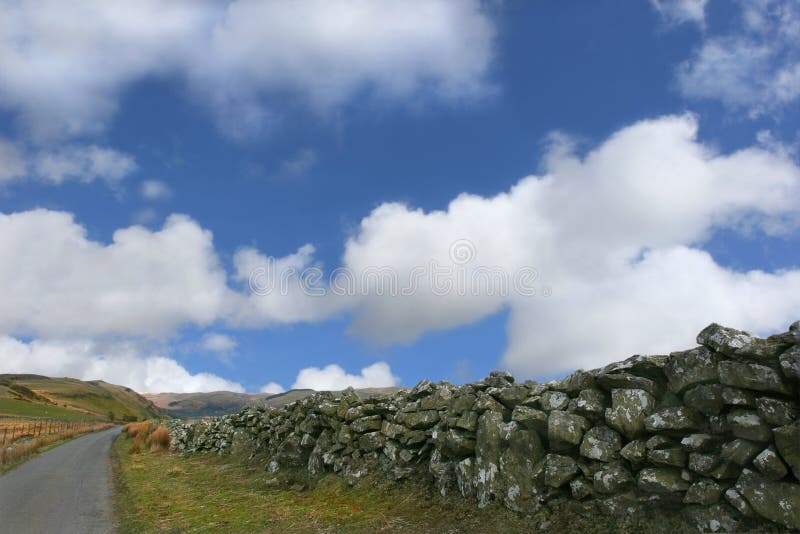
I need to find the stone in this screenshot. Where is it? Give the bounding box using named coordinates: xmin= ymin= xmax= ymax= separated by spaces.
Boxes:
xmin=579 ymin=425 xmax=622 ymax=462
xmin=773 ymin=421 xmax=800 ymax=480
xmin=475 ymin=411 xmax=503 ymax=507
xmin=510 ymin=405 xmax=548 ymax=436
xmin=547 ymin=410 xmax=588 ymax=450
xmin=664 ymin=347 xmax=720 ymax=394
xmin=755 ymin=397 xmax=796 ymax=426
xmin=735 ymin=469 xmax=800 ymax=529
xmin=358 ymin=431 xmax=385 ymax=452
xmin=539 ymin=391 xmax=570 ymax=411
xmin=408 ymin=379 xmax=437 ymax=400
xmin=596 ymin=372 xmax=659 ymax=396
xmin=727 ymin=409 xmax=772 ymax=442
xmin=544 ymin=453 xmax=579 ymax=488
xmin=753 ymin=446 xmax=789 ymax=480
xmin=644 ymin=406 xmax=703 ymax=432
xmin=398 ymin=410 xmax=440 ymax=430
xmin=718 ymin=361 xmax=791 ymax=395
xmin=680 ymin=434 xmax=715 ymax=452
xmin=723 ymin=488 xmax=754 ymax=517
xmin=719 ymin=439 xmax=761 ymax=466
xmin=684 ymin=479 xmax=722 ymax=505
xmin=499 ymin=425 xmax=543 ymax=512
xmin=688 ymin=452 xmax=718 ymax=476
xmin=558 ymin=370 xmax=596 ymax=395
xmin=492 ymin=385 xmax=529 ymax=409
xmin=648 ymin=447 xmax=686 ymax=468
xmin=593 ymin=463 xmax=633 ymax=494
xmin=683 ymin=503 xmax=740 ymax=533
xmin=645 ymin=434 xmax=674 ymax=450
xmin=570 ymin=477 xmax=592 ymax=500
xmin=604 ymin=388 xmax=655 ymax=439
xmin=721 ymin=387 xmax=755 ymax=408
xmin=381 ymin=420 xmax=406 ymax=439
xmin=682 ymin=384 xmax=723 ymax=416
xmin=574 ymin=388 xmax=607 ymax=417
xmin=707 ymin=415 xmax=730 ymax=435
xmin=598 ymin=353 xmax=669 ymax=381
xmin=637 ymin=467 xmax=690 ymax=493
xmin=779 ymin=345 xmax=800 ymax=381
xmin=454 ymin=411 xmax=479 ymax=432
xmin=697 ymin=323 xmax=791 ymax=361
xmin=455 ymin=458 xmax=474 ymax=498
xmin=429 ymin=449 xmax=455 ymax=496
xmin=350 ymin=415 xmax=383 ymax=433
xmin=443 ymin=429 xmax=476 ymax=458
xmin=620 ymin=440 xmax=647 ymax=464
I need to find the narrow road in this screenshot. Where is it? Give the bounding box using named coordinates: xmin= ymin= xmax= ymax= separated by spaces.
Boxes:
xmin=0 ymin=427 xmax=120 ymax=534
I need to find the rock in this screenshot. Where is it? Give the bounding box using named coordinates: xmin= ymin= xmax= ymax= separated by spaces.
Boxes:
xmin=604 ymin=388 xmax=655 ymax=439
xmin=726 ymin=409 xmax=772 ymax=442
xmin=683 ymin=503 xmax=740 ymax=532
xmin=544 ymin=453 xmax=579 ymax=488
xmin=539 ymin=391 xmax=570 ymax=411
xmin=455 ymin=458 xmax=474 ymax=498
xmin=719 ymin=439 xmax=761 ymax=466
xmin=579 ymin=425 xmax=622 ymax=462
xmin=753 ymin=446 xmax=789 ymax=480
xmin=558 ymin=370 xmax=596 ymax=395
xmin=492 ymin=385 xmax=529 ymax=409
xmin=684 ymin=479 xmax=722 ymax=505
xmin=593 ymin=463 xmax=633 ymax=494
xmin=358 ymin=431 xmax=385 ymax=452
xmin=571 ymin=389 xmax=605 ymax=418
xmin=718 ymin=361 xmax=791 ymax=395
xmin=697 ymin=323 xmax=791 ymax=361
xmin=398 ymin=410 xmax=440 ymax=430
xmin=721 ymin=386 xmax=755 ymax=408
xmin=596 ymin=372 xmax=659 ymax=396
xmin=637 ymin=467 xmax=690 ymax=493
xmin=475 ymin=411 xmax=503 ymax=507
xmin=598 ymin=353 xmax=669 ymax=381
xmin=620 ymin=440 xmax=647 ymax=463
xmin=680 ymin=434 xmax=715 ymax=452
xmin=454 ymin=411 xmax=479 ymax=432
xmin=735 ymin=469 xmax=800 ymax=529
xmin=570 ymin=477 xmax=592 ymax=500
xmin=755 ymin=397 xmax=796 ymax=426
xmin=779 ymin=345 xmax=800 ymax=381
xmin=510 ymin=405 xmax=548 ymax=436
xmin=688 ymin=452 xmax=718 ymax=476
xmin=682 ymin=384 xmax=723 ymax=416
xmin=381 ymin=420 xmax=406 ymax=439
xmin=443 ymin=429 xmax=476 ymax=458
xmin=723 ymin=488 xmax=754 ymax=517
xmin=773 ymin=421 xmax=800 ymax=480
xmin=499 ymin=425 xmax=543 ymax=512
xmin=350 ymin=415 xmax=383 ymax=433
xmin=645 ymin=434 xmax=674 ymax=450
xmin=429 ymin=449 xmax=455 ymax=496
xmin=408 ymin=379 xmax=437 ymax=400
xmin=647 ymin=447 xmax=686 ymax=468
xmin=547 ymin=411 xmax=588 ymax=450
xmin=664 ymin=347 xmax=720 ymax=394
xmin=644 ymin=406 xmax=704 ymax=432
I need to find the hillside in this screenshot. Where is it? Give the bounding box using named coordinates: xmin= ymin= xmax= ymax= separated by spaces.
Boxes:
xmin=0 ymin=374 xmax=164 ymax=421
xmin=145 ymin=387 xmax=407 ymax=419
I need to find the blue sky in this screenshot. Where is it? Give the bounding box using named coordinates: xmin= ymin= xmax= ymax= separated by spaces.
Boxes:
xmin=0 ymin=0 xmax=798 ymax=393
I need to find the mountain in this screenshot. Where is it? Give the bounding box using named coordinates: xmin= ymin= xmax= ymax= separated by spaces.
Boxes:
xmin=144 ymin=387 xmax=408 ymax=419
xmin=0 ymin=374 xmax=165 ymax=421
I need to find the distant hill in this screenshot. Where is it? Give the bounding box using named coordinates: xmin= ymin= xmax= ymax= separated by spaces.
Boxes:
xmin=144 ymin=387 xmax=408 ymax=419
xmin=0 ymin=374 xmax=165 ymax=422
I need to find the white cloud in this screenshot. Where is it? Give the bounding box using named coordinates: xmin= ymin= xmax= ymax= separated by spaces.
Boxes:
xmin=291 ymin=362 xmax=399 ymax=391
xmin=32 ymin=144 xmax=137 ymax=184
xmin=650 ymin=0 xmax=708 ymax=27
xmin=0 ymin=336 xmax=244 ymax=393
xmin=0 ymin=210 xmax=230 ymax=338
xmin=259 ymin=382 xmax=286 ymax=394
xmin=279 ymin=148 xmax=317 ymax=177
xmin=677 ymin=0 xmax=800 ymax=114
xmin=0 ymin=0 xmax=495 ymax=141
xmin=200 ymin=333 xmax=237 ymax=353
xmin=0 ymin=138 xmax=26 ymax=182
xmin=141 ymin=180 xmax=172 ymax=200
xmin=341 ymin=114 xmax=800 ymax=376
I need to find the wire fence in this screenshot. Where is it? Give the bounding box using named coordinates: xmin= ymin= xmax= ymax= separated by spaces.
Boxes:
xmin=0 ymin=418 xmax=104 ymax=446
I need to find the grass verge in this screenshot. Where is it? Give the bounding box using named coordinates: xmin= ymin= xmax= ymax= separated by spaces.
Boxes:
xmin=112 ymin=432 xmax=698 ymax=533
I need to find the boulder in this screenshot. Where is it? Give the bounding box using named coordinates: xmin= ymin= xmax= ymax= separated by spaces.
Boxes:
xmin=539 ymin=391 xmax=570 ymax=411
xmin=683 ymin=479 xmax=722 ymax=505
xmin=697 ymin=323 xmax=792 ymax=361
xmin=779 ymin=345 xmax=800 ymax=381
xmin=755 ymin=397 xmax=796 ymax=426
xmin=664 ymin=347 xmax=720 ymax=394
xmin=547 ymin=410 xmax=588 ymax=450
xmin=573 ymin=388 xmax=607 ymax=418
xmin=644 ymin=406 xmax=704 ymax=433
xmin=647 ymin=447 xmax=686 ymax=468
xmin=719 ymin=439 xmax=761 ymax=466
xmin=474 ymin=411 xmax=503 ymax=507
xmin=753 ymin=446 xmax=789 ymax=480
xmin=773 ymin=421 xmax=800 ymax=480
xmin=398 ymin=410 xmax=440 ymax=430
xmin=593 ymin=463 xmax=633 ymax=494
xmin=637 ymin=467 xmax=690 ymax=493
xmin=510 ymin=405 xmax=548 ymax=436
xmin=718 ymin=361 xmax=791 ymax=395
xmin=544 ymin=453 xmax=579 ymax=488
xmin=682 ymin=384 xmax=723 ymax=416
xmin=579 ymin=425 xmax=622 ymax=462
xmin=735 ymin=469 xmax=800 ymax=529
xmin=619 ymin=440 xmax=647 ymax=464
xmin=726 ymin=409 xmax=772 ymax=442
xmin=604 ymin=388 xmax=655 ymax=439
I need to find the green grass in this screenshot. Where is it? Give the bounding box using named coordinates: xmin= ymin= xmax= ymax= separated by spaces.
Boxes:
xmin=0 ymin=398 xmax=91 ymax=420
xmin=112 ymin=434 xmax=699 ymax=534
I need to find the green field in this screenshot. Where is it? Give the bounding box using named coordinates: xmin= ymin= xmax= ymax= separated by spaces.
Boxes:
xmin=0 ymin=398 xmax=92 ymax=420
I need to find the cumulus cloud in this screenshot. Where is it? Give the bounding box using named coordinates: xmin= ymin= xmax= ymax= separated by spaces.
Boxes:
xmin=0 ymin=336 xmax=244 ymax=393
xmin=0 ymin=138 xmax=26 ymax=182
xmin=0 ymin=0 xmax=495 ymax=141
xmin=279 ymin=148 xmax=317 ymax=177
xmin=141 ymin=180 xmax=172 ymax=200
xmin=200 ymin=333 xmax=238 ymax=353
xmin=259 ymin=382 xmax=286 ymax=394
xmin=650 ymin=0 xmax=708 ymax=27
xmin=341 ymin=114 xmax=800 ymax=375
xmin=677 ymin=0 xmax=800 ymax=114
xmin=291 ymin=362 xmax=399 ymax=391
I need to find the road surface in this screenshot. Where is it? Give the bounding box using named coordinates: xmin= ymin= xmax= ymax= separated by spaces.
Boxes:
xmin=0 ymin=427 xmax=120 ymax=533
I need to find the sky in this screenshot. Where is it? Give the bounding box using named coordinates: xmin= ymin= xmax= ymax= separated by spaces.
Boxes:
xmin=0 ymin=0 xmax=799 ymax=394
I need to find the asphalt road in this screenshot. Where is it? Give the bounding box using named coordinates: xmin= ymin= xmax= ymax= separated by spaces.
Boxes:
xmin=0 ymin=427 xmax=120 ymax=534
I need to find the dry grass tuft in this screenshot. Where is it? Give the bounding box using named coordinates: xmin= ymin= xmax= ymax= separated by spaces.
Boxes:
xmin=122 ymin=421 xmax=170 ymax=454
xmin=123 ymin=421 xmax=154 ymax=439
xmin=146 ymin=427 xmax=171 ymax=451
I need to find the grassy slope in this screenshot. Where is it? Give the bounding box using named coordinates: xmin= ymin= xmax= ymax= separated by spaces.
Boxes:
xmin=0 ymin=375 xmax=164 ymax=421
xmin=113 ymin=434 xmax=692 ymax=534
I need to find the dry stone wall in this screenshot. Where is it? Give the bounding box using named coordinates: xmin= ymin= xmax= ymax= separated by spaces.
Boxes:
xmin=170 ymin=322 xmax=800 ymax=531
